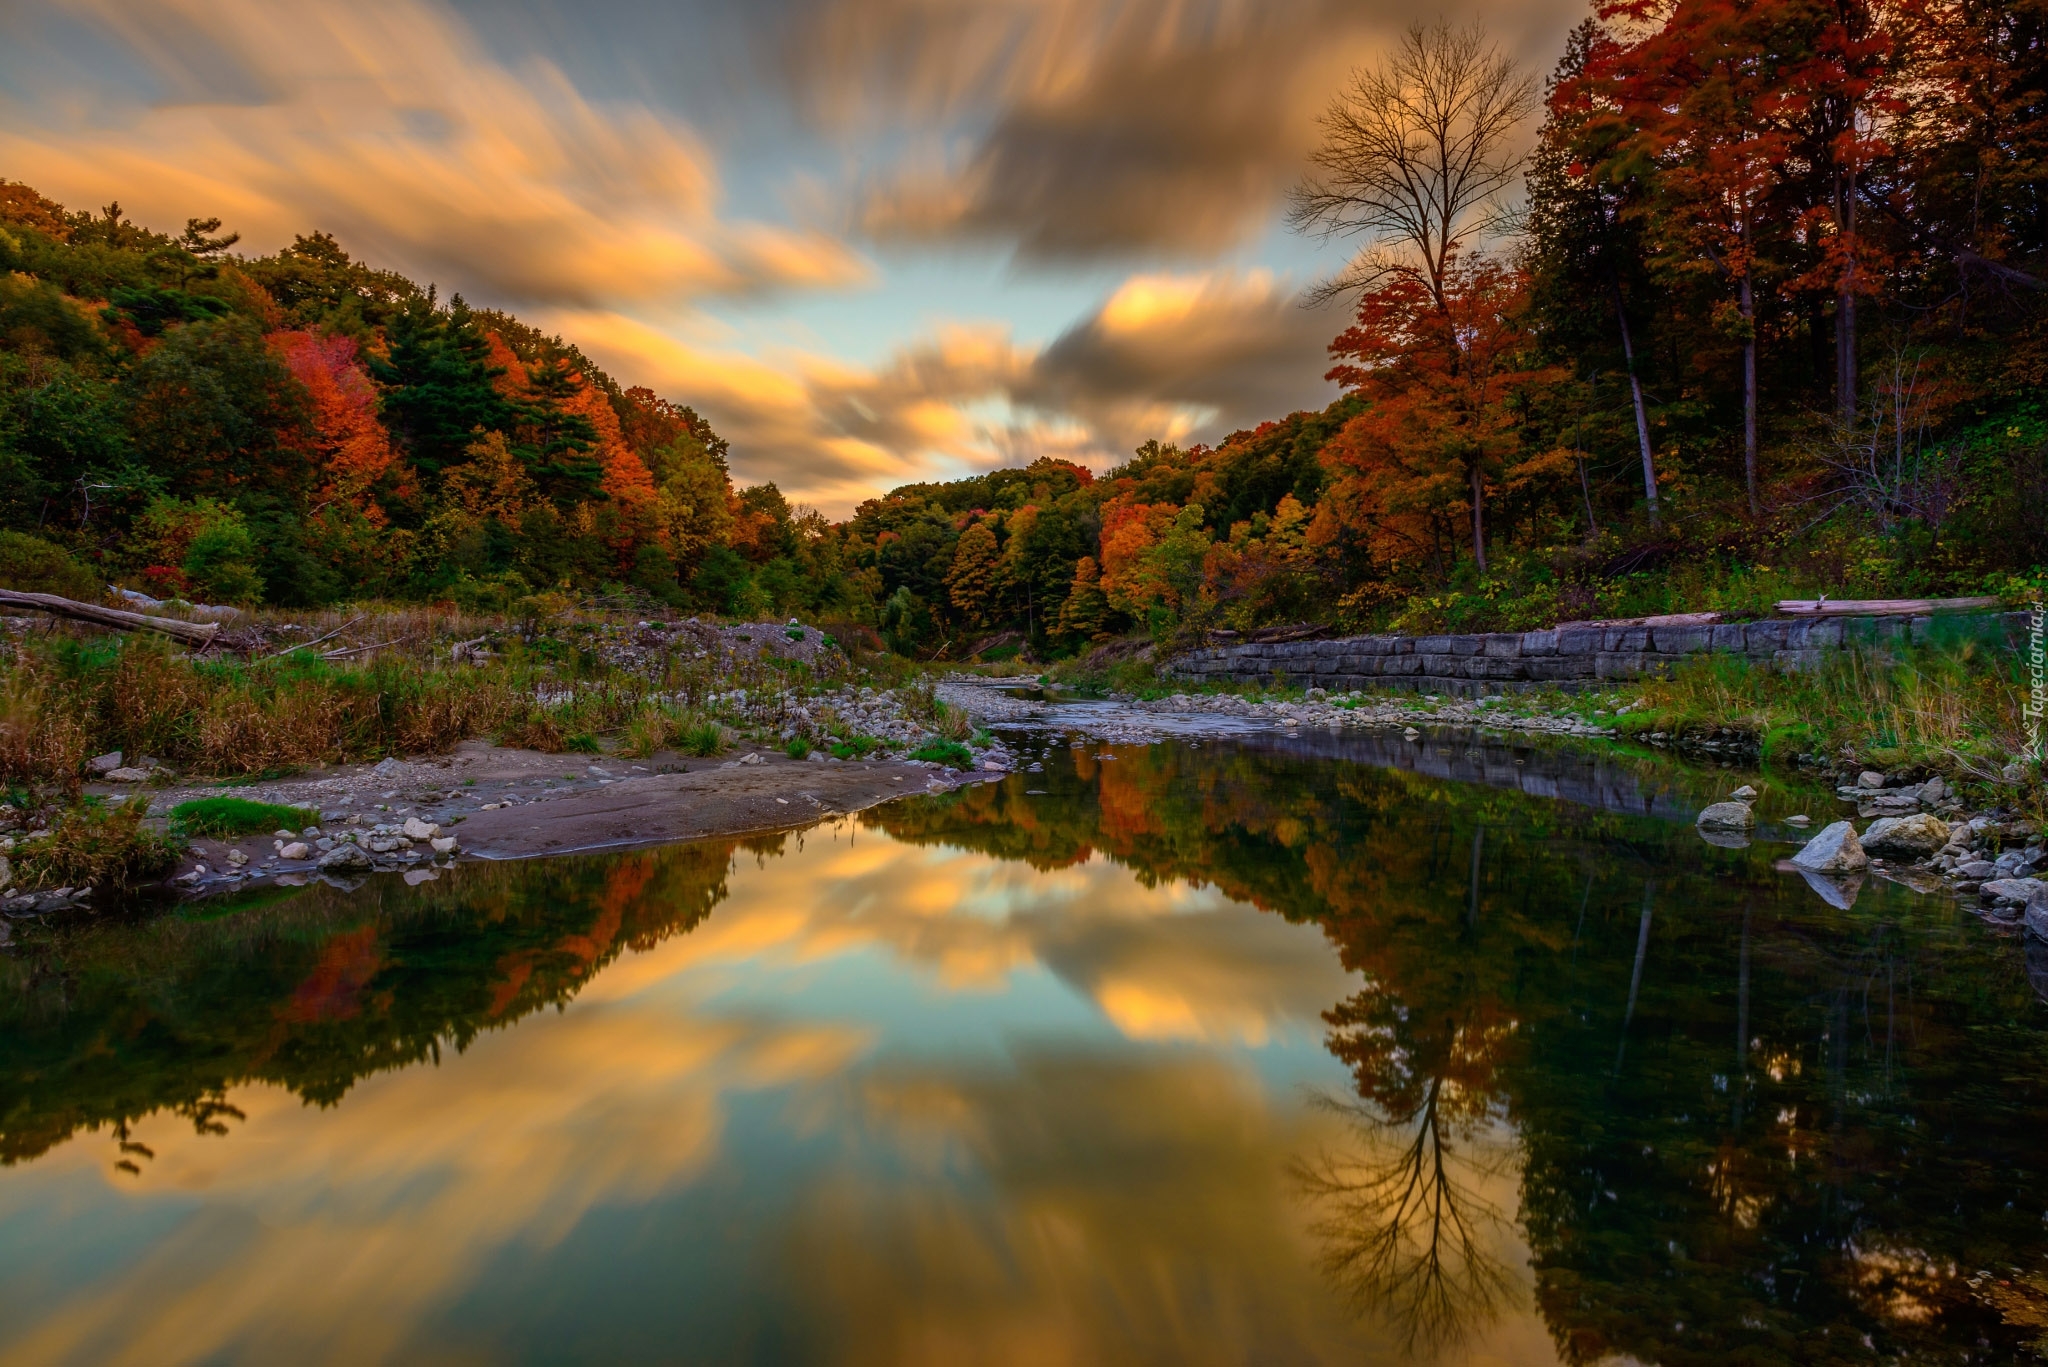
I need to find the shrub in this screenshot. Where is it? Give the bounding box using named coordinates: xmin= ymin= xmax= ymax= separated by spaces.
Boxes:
xmin=785 ymin=736 xmax=811 ymax=760
xmin=565 ymin=732 xmax=601 ymax=754
xmin=828 ymin=735 xmax=881 ymax=760
xmin=168 ymin=796 xmax=319 ymax=836
xmin=0 ymin=531 xmax=102 ymax=600
xmin=14 ymin=798 xmax=185 ymax=891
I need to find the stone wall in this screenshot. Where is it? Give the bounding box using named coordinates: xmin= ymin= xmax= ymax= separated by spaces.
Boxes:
xmin=1164 ymin=611 xmax=2031 ymax=697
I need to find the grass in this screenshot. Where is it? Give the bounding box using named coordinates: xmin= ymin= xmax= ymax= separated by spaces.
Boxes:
xmin=785 ymin=736 xmax=812 ymax=760
xmin=11 ymin=798 xmax=185 ymax=891
xmin=910 ymin=739 xmax=975 ymax=770
xmin=169 ymin=796 xmax=319 ymax=836
xmin=679 ymin=721 xmax=725 ymax=757
xmin=828 ymin=735 xmax=882 ymax=761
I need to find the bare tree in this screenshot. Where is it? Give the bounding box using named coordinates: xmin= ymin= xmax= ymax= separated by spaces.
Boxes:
xmin=1289 ymin=20 xmax=1538 ymax=313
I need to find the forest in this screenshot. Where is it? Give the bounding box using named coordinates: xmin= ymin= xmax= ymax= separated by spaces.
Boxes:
xmin=1 ymin=0 xmax=2045 ymax=657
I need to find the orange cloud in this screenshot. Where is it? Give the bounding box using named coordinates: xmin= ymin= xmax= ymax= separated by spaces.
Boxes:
xmin=0 ymin=0 xmax=869 ymax=307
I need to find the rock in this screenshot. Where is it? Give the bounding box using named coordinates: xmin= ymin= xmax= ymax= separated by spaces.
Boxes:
xmin=2027 ymin=900 xmax=2048 ymax=939
xmin=1731 ymin=784 xmax=1758 ymax=800
xmin=1983 ymin=877 xmax=2047 ymax=905
xmin=0 ymin=855 xmax=8 ymax=890
xmin=1920 ymin=775 xmax=1947 ymax=803
xmin=279 ymin=842 xmax=311 ymax=860
xmin=1697 ymin=801 xmax=1757 ymax=831
xmin=225 ymin=848 xmax=249 ymax=867
xmin=401 ymin=817 xmax=439 ymax=840
xmin=737 ymin=753 xmax=763 ymax=766
xmin=1402 ymin=727 xmax=1420 ymax=740
xmin=1786 ymin=814 xmax=1811 ymax=826
xmin=273 ymin=828 xmax=295 ymax=839
xmin=1958 ymin=860 xmax=1996 ymax=879
xmin=105 ymin=766 xmax=152 ymax=783
xmin=1861 ymin=813 xmax=1951 ymax=858
xmin=430 ymin=836 xmax=458 ymax=854
xmin=1792 ymin=820 xmax=1868 ymax=873
xmin=86 ymin=751 xmax=123 ymax=775
xmin=1857 ymin=771 xmax=1887 ymax=789
xmin=372 ymin=757 xmax=407 ymax=778
xmin=318 ymin=844 xmax=373 ymax=872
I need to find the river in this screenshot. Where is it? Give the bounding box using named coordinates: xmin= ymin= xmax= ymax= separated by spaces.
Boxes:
xmin=2 ymin=732 xmax=2045 ymax=1364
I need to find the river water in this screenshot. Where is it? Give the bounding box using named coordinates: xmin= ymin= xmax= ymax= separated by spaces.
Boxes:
xmin=3 ymin=733 xmax=2046 ymax=1364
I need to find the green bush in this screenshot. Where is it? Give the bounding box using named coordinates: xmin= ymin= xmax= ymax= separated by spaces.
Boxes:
xmin=565 ymin=732 xmax=601 ymax=754
xmin=0 ymin=531 xmax=102 ymax=599
xmin=680 ymin=721 xmax=724 ymax=757
xmin=785 ymin=736 xmax=812 ymax=760
xmin=169 ymin=796 xmax=319 ymax=836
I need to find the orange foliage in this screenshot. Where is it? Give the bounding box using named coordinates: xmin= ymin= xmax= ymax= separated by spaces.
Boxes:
xmin=271 ymin=330 xmax=404 ymax=520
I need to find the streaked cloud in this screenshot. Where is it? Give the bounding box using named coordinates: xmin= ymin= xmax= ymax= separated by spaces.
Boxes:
xmin=0 ymin=0 xmax=868 ymax=307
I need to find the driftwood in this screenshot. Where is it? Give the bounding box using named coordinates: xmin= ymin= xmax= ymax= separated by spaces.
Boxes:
xmin=1777 ymin=596 xmax=2003 ymax=616
xmin=0 ymin=589 xmax=221 ymax=645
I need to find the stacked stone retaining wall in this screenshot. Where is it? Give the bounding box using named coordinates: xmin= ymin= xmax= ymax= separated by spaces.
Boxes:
xmin=1165 ymin=611 xmax=2031 ymax=697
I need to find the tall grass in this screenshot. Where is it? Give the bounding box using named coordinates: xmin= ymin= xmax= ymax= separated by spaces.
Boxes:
xmin=1626 ymin=636 xmax=2030 ymax=778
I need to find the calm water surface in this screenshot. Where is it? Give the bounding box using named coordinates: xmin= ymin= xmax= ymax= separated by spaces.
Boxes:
xmin=3 ymin=735 xmax=2047 ymax=1365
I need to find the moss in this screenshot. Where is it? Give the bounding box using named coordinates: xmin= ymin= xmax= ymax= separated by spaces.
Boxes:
xmin=168 ymin=796 xmax=318 ymax=836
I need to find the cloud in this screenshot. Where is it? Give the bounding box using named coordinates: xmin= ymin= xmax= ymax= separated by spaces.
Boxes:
xmin=0 ymin=0 xmax=869 ymax=307
xmin=558 ymin=267 xmax=1341 ymax=511
xmin=1026 ymin=269 xmax=1346 ymax=450
xmin=791 ymin=0 xmax=1573 ymax=262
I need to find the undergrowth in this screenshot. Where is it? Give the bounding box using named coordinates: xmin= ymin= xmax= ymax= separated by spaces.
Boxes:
xmin=11 ymin=798 xmax=185 ymax=891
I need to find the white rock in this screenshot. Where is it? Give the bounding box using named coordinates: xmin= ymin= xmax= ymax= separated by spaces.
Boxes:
xmin=273 ymin=828 xmax=294 ymax=839
xmin=1791 ymin=821 xmax=1867 ymax=873
xmin=1730 ymin=785 xmax=1758 ymax=800
xmin=105 ymin=767 xmax=152 ymax=783
xmin=402 ymin=817 xmax=439 ymax=840
xmin=1786 ymin=814 xmax=1812 ymax=826
xmin=318 ymin=844 xmax=373 ymax=872
xmin=280 ymin=842 xmax=311 ymax=860
xmin=1862 ymin=813 xmax=1951 ymax=857
xmin=1696 ymin=801 xmax=1757 ymax=831
xmin=430 ymin=836 xmax=458 ymax=854
xmin=225 ymin=848 xmax=249 ymax=866
xmin=1858 ymin=771 xmax=1887 ymax=789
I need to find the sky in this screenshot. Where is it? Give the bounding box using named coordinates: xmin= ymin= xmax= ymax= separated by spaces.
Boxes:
xmin=0 ymin=0 xmax=1586 ymax=514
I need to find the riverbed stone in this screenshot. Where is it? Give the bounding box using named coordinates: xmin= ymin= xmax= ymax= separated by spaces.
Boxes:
xmin=86 ymin=751 xmax=123 ymax=775
xmin=1858 ymin=771 xmax=1887 ymax=788
xmin=318 ymin=844 xmax=373 ymax=872
xmin=1791 ymin=820 xmax=1868 ymax=873
xmin=401 ymin=816 xmax=439 ymax=840
xmin=105 ymin=766 xmax=151 ymax=783
xmin=1861 ymin=813 xmax=1951 ymax=858
xmin=1697 ymin=800 xmax=1757 ymax=831
xmin=1984 ymin=877 xmax=2047 ymax=906
xmin=279 ymin=842 xmax=311 ymax=860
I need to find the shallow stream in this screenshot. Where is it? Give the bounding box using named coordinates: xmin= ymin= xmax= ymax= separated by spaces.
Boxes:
xmin=3 ymin=735 xmax=2045 ymax=1363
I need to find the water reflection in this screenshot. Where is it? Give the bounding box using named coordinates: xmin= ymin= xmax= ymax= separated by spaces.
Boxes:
xmin=0 ymin=737 xmax=2044 ymax=1363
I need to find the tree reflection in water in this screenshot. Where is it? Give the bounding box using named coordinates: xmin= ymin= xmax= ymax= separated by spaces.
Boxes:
xmin=1294 ymin=1078 xmax=1517 ymax=1354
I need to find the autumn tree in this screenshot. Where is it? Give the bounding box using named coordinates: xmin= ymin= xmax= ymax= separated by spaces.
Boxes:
xmin=1324 ymin=255 xmax=1570 ymax=575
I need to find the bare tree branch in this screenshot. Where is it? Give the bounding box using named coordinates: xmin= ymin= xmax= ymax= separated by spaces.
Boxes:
xmin=1289 ymin=20 xmax=1538 ymax=309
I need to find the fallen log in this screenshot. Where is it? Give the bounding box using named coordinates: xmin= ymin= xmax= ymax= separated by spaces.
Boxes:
xmin=0 ymin=589 xmax=222 ymax=644
xmin=1776 ymin=596 xmax=2003 ymax=616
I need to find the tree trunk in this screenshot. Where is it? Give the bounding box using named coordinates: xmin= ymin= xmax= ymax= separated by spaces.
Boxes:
xmin=1836 ymin=170 xmax=1858 ymax=424
xmin=1615 ymin=288 xmax=1660 ymax=525
xmin=1469 ymin=460 xmax=1487 ymax=575
xmin=0 ymin=589 xmax=221 ymax=645
xmin=1740 ymin=271 xmax=1759 ymax=516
